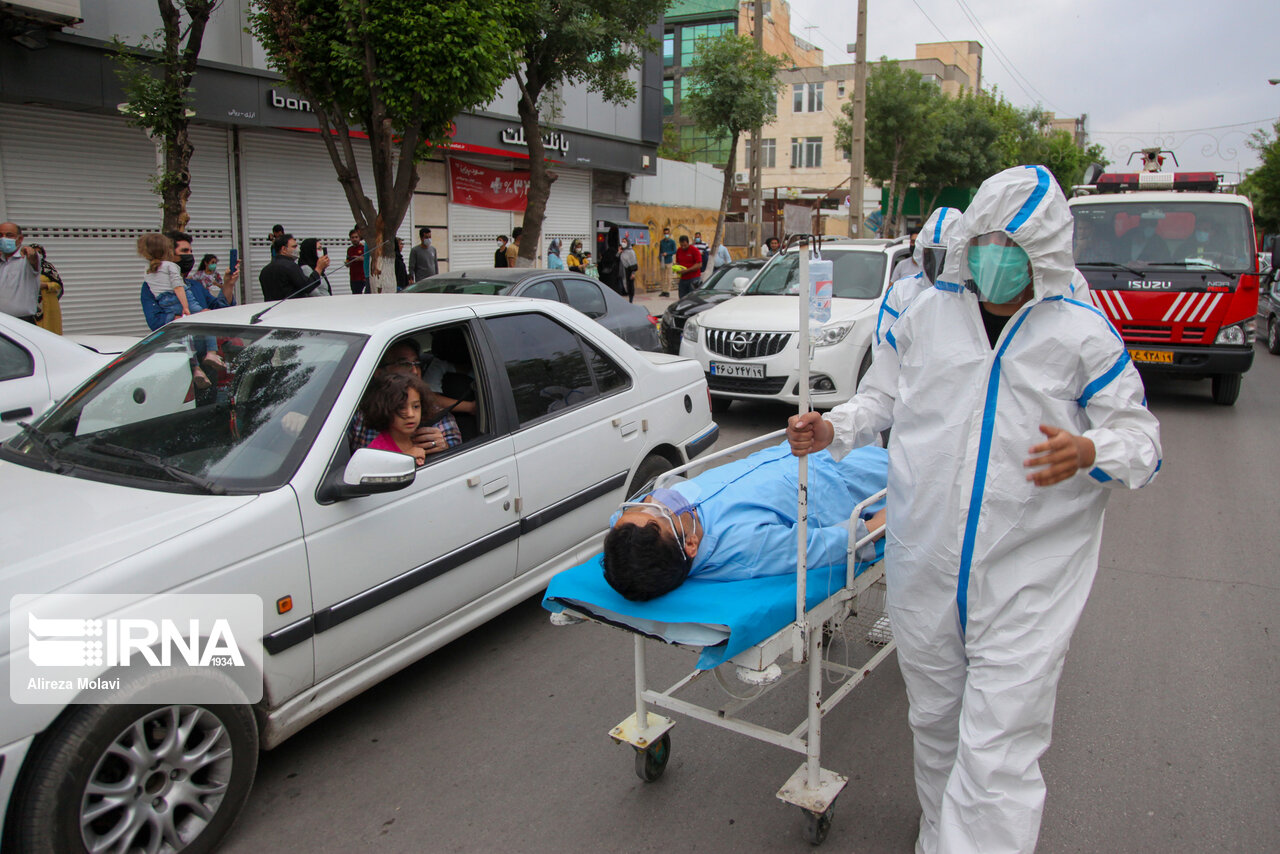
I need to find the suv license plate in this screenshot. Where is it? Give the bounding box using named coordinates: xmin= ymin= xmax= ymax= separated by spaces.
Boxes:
xmin=1128 ymin=349 xmax=1173 ymax=364
xmin=710 ymin=361 xmax=765 ymax=379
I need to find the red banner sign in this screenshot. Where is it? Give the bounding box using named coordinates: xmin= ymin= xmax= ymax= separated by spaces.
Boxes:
xmin=448 ymin=158 xmax=530 ymax=212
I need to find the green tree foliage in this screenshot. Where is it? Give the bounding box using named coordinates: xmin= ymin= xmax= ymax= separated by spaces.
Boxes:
xmin=681 ymin=34 xmax=784 ymax=259
xmin=836 ymin=59 xmax=944 ymax=236
xmin=1241 ymin=120 xmax=1280 ymax=234
xmin=656 ymin=123 xmax=695 ymax=162
xmin=250 ymin=0 xmax=519 ymax=290
xmin=111 ymin=0 xmax=218 ymax=232
xmin=507 ymin=0 xmax=665 ymax=265
xmin=913 ymin=90 xmax=1005 ymax=217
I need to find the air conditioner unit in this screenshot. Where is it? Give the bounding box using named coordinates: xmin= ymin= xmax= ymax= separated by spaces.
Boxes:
xmin=734 ymin=172 xmax=747 ymax=185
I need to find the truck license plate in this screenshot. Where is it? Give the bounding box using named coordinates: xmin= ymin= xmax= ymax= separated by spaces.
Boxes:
xmin=710 ymin=361 xmax=765 ymax=379
xmin=1128 ymin=349 xmax=1173 ymax=364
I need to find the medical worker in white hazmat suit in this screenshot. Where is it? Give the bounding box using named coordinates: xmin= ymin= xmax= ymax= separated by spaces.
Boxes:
xmin=875 ymin=206 xmax=963 ymax=346
xmin=787 ymin=164 xmax=1161 ymax=854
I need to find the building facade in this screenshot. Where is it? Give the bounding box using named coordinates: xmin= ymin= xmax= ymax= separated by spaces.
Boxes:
xmin=0 ymin=1 xmax=661 ymax=333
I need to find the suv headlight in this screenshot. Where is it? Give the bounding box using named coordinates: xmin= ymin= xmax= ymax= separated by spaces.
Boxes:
xmin=812 ymin=323 xmax=853 ymax=347
xmin=1214 ymin=321 xmax=1251 ymax=346
xmin=683 ymin=319 xmax=700 ymax=343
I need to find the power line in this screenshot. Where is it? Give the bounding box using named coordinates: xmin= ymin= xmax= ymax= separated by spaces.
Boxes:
xmin=1090 ymin=117 xmax=1276 ymax=135
xmin=910 ymin=0 xmax=954 ymax=43
xmin=949 ymin=0 xmax=1063 ymax=113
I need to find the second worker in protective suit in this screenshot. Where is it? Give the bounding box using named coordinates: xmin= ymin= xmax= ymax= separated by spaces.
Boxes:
xmin=876 ymin=205 xmax=963 ymax=346
xmin=788 ymin=165 xmax=1161 ymax=854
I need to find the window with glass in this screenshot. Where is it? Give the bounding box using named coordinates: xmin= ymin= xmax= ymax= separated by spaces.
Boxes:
xmin=485 ymin=312 xmax=628 ymax=425
xmin=792 ymin=82 xmax=824 ymax=113
xmin=663 ymin=79 xmax=675 ymax=117
xmin=1 ymin=324 xmax=364 ymax=493
xmin=837 ymin=80 xmax=845 ymax=97
xmin=747 ymin=251 xmax=888 ymax=299
xmin=663 ymin=32 xmax=675 ymax=68
xmin=679 ymin=22 xmax=734 ymax=66
xmin=790 ymin=137 xmax=822 ymax=168
xmin=746 ymin=138 xmax=777 ymax=169
xmin=680 ymin=124 xmax=732 ymax=165
xmin=0 ymin=334 xmax=34 ymax=381
xmin=561 ymin=279 xmax=608 ymax=319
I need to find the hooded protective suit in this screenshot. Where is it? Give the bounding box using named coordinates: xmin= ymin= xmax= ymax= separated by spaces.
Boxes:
xmin=823 ymin=165 xmax=1161 ymax=854
xmin=876 ymin=207 xmax=963 ymax=346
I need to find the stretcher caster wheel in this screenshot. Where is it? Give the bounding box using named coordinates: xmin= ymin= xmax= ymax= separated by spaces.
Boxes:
xmin=803 ymin=805 xmax=834 ymax=845
xmin=634 ymin=732 xmax=671 ymax=782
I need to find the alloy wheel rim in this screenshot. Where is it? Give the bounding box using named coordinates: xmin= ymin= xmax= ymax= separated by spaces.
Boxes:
xmin=80 ymin=705 xmax=234 ymax=854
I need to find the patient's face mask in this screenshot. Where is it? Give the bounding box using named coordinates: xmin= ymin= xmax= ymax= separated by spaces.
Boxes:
xmin=968 ymin=234 xmax=1032 ymax=304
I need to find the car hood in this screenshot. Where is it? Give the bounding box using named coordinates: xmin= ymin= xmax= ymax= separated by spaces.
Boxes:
xmin=0 ymin=460 xmax=258 ymax=598
xmin=669 ymin=291 xmax=737 ymax=317
xmin=693 ymin=295 xmax=877 ymax=332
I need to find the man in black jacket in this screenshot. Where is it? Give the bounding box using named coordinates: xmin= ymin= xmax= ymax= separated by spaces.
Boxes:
xmin=259 ymin=233 xmax=329 ymax=301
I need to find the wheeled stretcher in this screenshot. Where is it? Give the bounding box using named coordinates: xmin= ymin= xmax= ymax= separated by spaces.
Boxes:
xmin=542 ymin=429 xmax=895 ymax=845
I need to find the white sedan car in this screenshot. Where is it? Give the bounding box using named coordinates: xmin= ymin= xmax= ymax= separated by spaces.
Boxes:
xmin=680 ymin=239 xmax=910 ymax=411
xmin=0 ymin=313 xmax=130 ymax=442
xmin=0 ymin=295 xmax=717 ymax=854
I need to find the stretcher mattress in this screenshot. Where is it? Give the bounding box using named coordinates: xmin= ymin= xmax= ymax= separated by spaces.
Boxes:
xmin=543 ymin=541 xmax=884 ymax=670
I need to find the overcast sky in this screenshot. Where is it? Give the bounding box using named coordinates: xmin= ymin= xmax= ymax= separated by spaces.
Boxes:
xmin=787 ymin=0 xmax=1278 ymax=181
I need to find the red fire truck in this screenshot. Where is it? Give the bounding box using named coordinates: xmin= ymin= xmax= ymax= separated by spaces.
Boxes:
xmin=1070 ymin=148 xmax=1258 ymax=405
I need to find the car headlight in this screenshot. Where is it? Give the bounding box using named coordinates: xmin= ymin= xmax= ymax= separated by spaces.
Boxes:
xmin=1214 ymin=321 xmax=1250 ymax=346
xmin=683 ymin=319 xmax=700 ymax=343
xmin=811 ymin=323 xmax=853 ymax=347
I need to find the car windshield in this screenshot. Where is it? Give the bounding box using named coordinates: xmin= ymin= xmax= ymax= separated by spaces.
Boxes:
xmin=0 ymin=324 xmax=363 ymax=494
xmin=700 ymin=263 xmax=759 ymax=293
xmin=407 ymin=277 xmax=515 ymax=296
xmin=746 ymin=251 xmax=887 ymax=299
xmin=1072 ymin=201 xmax=1256 ymax=273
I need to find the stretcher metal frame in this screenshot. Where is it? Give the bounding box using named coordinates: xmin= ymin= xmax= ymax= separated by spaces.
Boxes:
xmin=554 ymin=237 xmax=893 ymax=844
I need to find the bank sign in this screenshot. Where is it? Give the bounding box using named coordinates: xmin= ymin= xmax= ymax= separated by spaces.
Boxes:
xmin=10 ymin=593 xmax=263 ymax=705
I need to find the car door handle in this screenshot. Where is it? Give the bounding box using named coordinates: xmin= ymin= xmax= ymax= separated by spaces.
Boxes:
xmin=611 ymin=417 xmax=641 ymax=437
xmin=1 ymin=407 xmax=33 ymax=422
xmin=481 ymin=476 xmax=509 ymax=497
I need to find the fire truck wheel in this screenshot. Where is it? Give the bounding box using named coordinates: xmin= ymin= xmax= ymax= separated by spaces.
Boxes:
xmin=1211 ymin=373 xmax=1241 ymax=406
xmin=1267 ymin=318 xmax=1280 ymax=355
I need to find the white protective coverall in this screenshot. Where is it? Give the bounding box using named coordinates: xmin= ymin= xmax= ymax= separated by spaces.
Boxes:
xmin=875 ymin=206 xmax=963 ymax=346
xmin=823 ymin=165 xmax=1162 ymax=854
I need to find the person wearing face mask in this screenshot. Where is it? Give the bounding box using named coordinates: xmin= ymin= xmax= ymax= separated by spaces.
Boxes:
xmin=0 ymin=221 xmax=43 ymax=322
xmin=788 ymin=165 xmax=1162 ymax=854
xmin=167 ymin=230 xmax=239 ymax=309
xmin=258 ymin=233 xmax=329 ymax=301
xmin=618 ymin=238 xmax=639 ymax=301
xmin=1124 ymin=216 xmax=1174 ymax=263
xmin=876 ymin=207 xmax=963 ymax=347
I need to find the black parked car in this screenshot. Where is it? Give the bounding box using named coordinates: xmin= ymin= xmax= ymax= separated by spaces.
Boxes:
xmin=1261 ymin=275 xmax=1280 ymax=354
xmin=659 ymin=257 xmax=766 ymax=354
xmin=410 ymin=268 xmax=661 ymax=352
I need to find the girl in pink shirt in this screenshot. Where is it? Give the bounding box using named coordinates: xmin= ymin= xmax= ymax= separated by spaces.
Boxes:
xmin=361 ymin=372 xmax=432 ymax=466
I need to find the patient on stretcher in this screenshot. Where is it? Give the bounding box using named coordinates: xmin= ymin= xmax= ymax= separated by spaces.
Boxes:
xmin=604 ymin=442 xmax=888 ymax=601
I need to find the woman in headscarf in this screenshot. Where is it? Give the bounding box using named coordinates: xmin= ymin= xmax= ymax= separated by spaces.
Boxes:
xmin=547 ymin=239 xmax=566 ymax=270
xmin=298 ymin=238 xmax=333 ymax=297
xmin=619 ymin=238 xmax=639 ymax=302
xmin=29 ymin=244 xmax=64 ymax=334
xmin=597 ymin=226 xmax=625 ymax=297
xmin=566 ymin=239 xmax=585 ymax=273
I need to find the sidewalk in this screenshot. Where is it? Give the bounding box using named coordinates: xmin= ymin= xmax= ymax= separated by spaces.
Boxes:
xmin=633 ymin=287 xmax=679 ymax=317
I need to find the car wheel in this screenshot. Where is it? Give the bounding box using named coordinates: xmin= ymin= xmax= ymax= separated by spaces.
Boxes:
xmin=1211 ymin=372 xmax=1241 ymax=406
xmin=1268 ymin=317 xmax=1280 ymax=355
xmin=10 ymin=680 xmax=258 ymax=854
xmin=628 ymin=453 xmax=675 ymax=499
xmin=710 ymin=396 xmax=733 ymax=414
xmin=855 ymin=347 xmax=873 ymax=389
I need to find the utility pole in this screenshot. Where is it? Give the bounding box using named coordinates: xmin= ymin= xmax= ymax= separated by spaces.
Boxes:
xmin=747 ymin=0 xmax=764 ymax=255
xmin=847 ymin=0 xmax=867 ymax=238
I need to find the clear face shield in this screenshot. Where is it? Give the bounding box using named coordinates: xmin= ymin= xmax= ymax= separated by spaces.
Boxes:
xmin=613 ymin=500 xmax=689 ymax=556
xmin=921 ymin=246 xmax=946 ymax=283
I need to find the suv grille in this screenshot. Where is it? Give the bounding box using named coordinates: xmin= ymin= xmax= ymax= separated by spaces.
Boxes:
xmin=705 ymin=329 xmax=791 ymax=358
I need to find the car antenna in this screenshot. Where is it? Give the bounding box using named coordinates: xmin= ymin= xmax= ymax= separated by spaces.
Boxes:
xmin=250 ymin=278 xmax=317 ymax=324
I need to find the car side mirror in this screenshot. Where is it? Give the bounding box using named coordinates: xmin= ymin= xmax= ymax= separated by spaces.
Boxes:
xmin=732 ymin=277 xmax=751 ymax=293
xmin=319 ymin=448 xmax=416 ymax=501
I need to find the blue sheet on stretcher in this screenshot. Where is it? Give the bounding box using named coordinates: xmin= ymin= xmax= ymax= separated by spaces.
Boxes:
xmin=542 ymin=540 xmax=884 ymax=670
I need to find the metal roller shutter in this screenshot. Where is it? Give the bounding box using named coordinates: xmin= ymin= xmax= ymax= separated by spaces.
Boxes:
xmin=446 ymin=202 xmax=512 ymax=270
xmin=238 ymin=128 xmax=412 ymax=298
xmin=542 ymin=168 xmax=592 ymax=256
xmin=0 ymin=104 xmax=233 ymax=335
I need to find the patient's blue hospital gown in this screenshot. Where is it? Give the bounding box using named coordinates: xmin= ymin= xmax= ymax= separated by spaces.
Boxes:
xmin=669 ymin=442 xmax=888 ymax=581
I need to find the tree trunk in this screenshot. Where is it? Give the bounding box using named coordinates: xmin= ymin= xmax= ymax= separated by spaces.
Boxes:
xmin=708 ymin=131 xmax=739 ymax=277
xmin=161 ymin=125 xmax=193 ymax=233
xmin=886 ymin=156 xmax=900 ymax=238
xmin=516 ymin=75 xmax=554 ymax=268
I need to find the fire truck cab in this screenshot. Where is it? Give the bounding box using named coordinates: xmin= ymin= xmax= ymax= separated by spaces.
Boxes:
xmin=1070 ymin=149 xmax=1258 ymax=405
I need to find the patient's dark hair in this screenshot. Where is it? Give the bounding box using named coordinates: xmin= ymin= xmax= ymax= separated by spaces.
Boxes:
xmin=602 ymin=523 xmax=692 ymax=601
